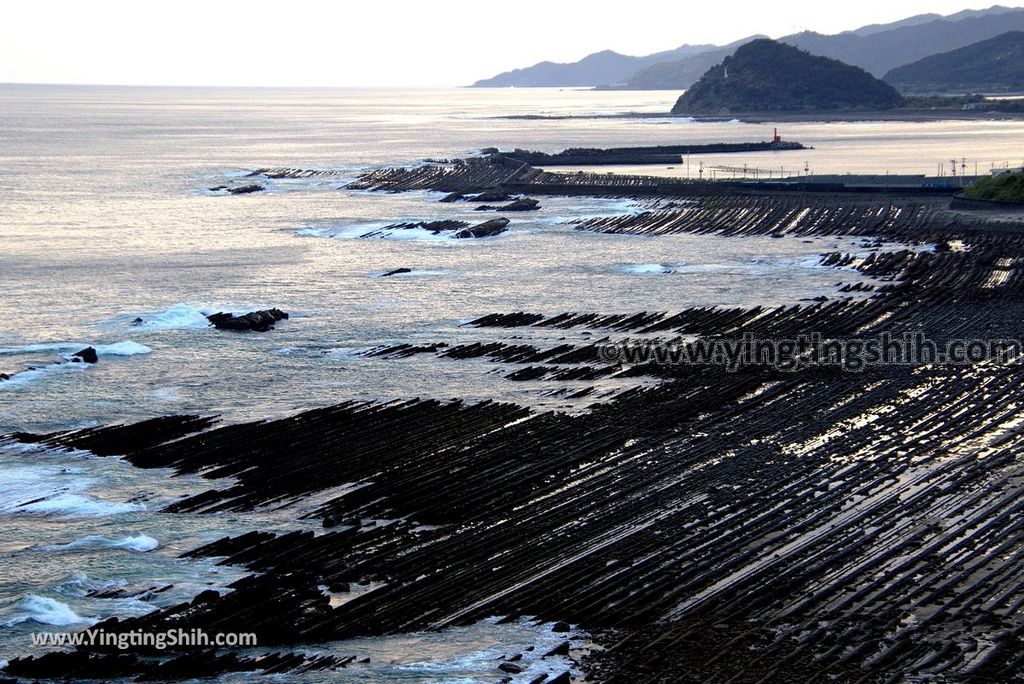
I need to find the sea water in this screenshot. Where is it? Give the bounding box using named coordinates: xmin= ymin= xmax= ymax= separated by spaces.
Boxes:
xmin=2 ymin=84 xmax=1022 ymax=680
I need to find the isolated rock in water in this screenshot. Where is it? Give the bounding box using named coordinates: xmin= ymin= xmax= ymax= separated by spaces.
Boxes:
xmin=380 ymin=268 xmax=412 ymax=277
xmin=439 ymin=192 xmax=466 ymax=203
xmin=226 ymin=184 xmax=264 ymax=195
xmin=472 ymin=189 xmax=512 ymax=203
xmin=551 ymin=620 xmax=571 ymax=633
xmin=453 ymin=217 xmax=510 ymax=239
xmin=131 ymin=317 xmax=144 ymax=326
xmin=474 ymin=205 xmax=499 ymax=211
xmin=0 ymin=373 xmax=9 ymax=381
xmin=72 ymin=347 xmax=99 ymax=364
xmin=500 ymin=197 xmax=540 ymax=211
xmin=498 ymin=662 xmax=525 ymax=674
xmin=206 ymin=308 xmax=289 ymax=332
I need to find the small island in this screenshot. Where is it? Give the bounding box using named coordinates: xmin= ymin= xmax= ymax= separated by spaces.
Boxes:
xmin=672 ymin=39 xmax=905 ymax=115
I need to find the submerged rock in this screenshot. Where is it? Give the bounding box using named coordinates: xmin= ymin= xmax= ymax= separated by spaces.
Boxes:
xmin=226 ymin=184 xmax=264 ymax=195
xmin=472 ymin=188 xmax=513 ymax=203
xmin=206 ymin=308 xmax=289 ymax=332
xmin=361 ymin=220 xmax=468 ymax=239
xmin=476 ymin=198 xmax=540 ymax=212
xmin=72 ymin=347 xmax=99 ymax=364
xmin=501 ymin=198 xmax=541 ymax=211
xmin=453 ymin=217 xmax=510 ymax=239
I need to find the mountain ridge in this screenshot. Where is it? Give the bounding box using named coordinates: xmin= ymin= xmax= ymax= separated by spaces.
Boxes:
xmin=884 ymin=30 xmax=1024 ymax=92
xmin=471 ymin=6 xmax=1024 ymax=89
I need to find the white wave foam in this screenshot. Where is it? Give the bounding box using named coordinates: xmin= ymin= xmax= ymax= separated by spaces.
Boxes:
xmin=0 ymin=361 xmax=87 ymax=388
xmin=296 ymin=225 xmax=372 ymax=239
xmin=16 ymin=494 xmax=145 ymax=518
xmin=39 ymin=533 xmax=159 ymax=553
xmin=0 ymin=340 xmax=150 ymax=390
xmin=0 ymin=342 xmax=78 ymax=355
xmin=620 ymin=263 xmax=677 ymax=275
xmin=130 ymin=303 xmax=215 ymax=330
xmin=93 ymin=341 xmax=152 ymax=356
xmin=152 ymin=387 xmax=182 ymax=402
xmin=297 ymin=224 xmax=459 ymax=242
xmin=0 ymin=465 xmax=145 ymax=518
xmin=4 ymin=595 xmax=96 ymax=627
xmin=0 ymin=340 xmax=151 ymax=358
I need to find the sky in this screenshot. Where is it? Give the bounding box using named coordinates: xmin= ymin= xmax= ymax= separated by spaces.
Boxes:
xmin=0 ymin=1 xmax=1018 ymax=87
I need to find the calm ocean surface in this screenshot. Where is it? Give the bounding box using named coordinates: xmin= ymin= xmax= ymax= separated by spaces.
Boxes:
xmin=1 ymin=85 xmax=1022 ymax=680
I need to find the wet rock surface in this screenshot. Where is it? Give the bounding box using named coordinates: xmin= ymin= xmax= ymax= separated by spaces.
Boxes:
xmin=205 ymin=308 xmax=289 ymax=332
xmin=226 ymin=183 xmax=264 ymax=195
xmin=361 ymin=220 xmax=468 ymax=238
xmin=71 ymin=346 xmax=98 ymax=363
xmin=11 ymin=172 xmax=1024 ymax=682
xmin=453 ymin=217 xmax=510 ymax=239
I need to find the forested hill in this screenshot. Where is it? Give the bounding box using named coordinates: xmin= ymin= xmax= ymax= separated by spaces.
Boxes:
xmin=672 ymin=39 xmax=905 ymax=114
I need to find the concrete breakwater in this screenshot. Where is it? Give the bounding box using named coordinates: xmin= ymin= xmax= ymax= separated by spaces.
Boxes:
xmin=6 ymin=160 xmax=1024 ymax=682
xmin=504 ymin=141 xmax=807 ymax=166
xmin=346 ymin=154 xmax=960 ymax=197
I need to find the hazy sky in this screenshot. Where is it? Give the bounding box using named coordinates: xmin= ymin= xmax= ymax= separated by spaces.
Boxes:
xmin=1 ymin=1 xmax=1017 ymax=87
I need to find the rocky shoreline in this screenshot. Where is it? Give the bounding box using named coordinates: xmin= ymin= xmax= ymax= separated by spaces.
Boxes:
xmin=5 ymin=156 xmax=1024 ymax=682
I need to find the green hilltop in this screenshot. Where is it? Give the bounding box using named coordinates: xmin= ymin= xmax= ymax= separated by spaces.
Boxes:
xmin=672 ymin=39 xmax=905 ymax=114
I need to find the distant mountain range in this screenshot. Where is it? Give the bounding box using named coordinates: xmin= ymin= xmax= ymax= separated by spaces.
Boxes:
xmin=471 ymin=43 xmax=721 ymax=88
xmin=884 ymin=30 xmax=1024 ymax=92
xmin=671 ymin=40 xmax=904 ymax=114
xmin=610 ymin=38 xmax=764 ymax=91
xmin=472 ymin=5 xmax=1024 ymax=90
